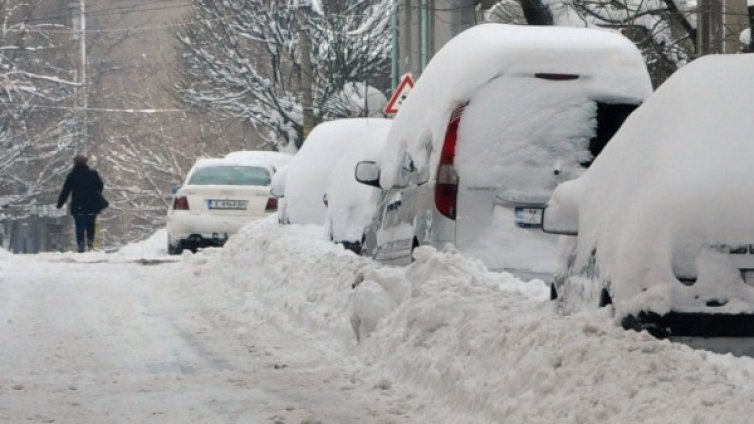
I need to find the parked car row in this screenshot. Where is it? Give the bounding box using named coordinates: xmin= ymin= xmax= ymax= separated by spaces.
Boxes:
xmin=167 ymin=23 xmax=754 ymax=339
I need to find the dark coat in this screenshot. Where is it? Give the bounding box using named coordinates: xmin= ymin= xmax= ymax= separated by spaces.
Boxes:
xmin=57 ymin=165 xmax=105 ymax=215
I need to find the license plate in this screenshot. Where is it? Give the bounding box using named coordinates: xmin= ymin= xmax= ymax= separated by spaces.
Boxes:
xmin=514 ymin=207 xmax=543 ymax=228
xmin=207 ymin=199 xmax=247 ymax=210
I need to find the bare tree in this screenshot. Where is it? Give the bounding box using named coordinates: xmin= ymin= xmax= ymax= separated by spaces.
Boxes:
xmin=0 ymin=0 xmax=82 ymax=215
xmin=484 ymin=0 xmax=697 ymax=85
xmin=175 ymin=0 xmax=392 ymax=150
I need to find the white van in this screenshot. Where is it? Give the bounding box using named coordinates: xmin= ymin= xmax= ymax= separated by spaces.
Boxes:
xmin=355 ymin=24 xmax=652 ymax=275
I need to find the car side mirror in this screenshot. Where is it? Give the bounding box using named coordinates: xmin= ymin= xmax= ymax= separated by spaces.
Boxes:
xmin=355 ymin=161 xmax=381 ymax=188
xmin=542 ymin=200 xmax=579 ymax=236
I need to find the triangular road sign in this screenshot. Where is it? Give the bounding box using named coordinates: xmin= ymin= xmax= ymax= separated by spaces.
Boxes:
xmin=384 ymin=74 xmax=415 ymax=115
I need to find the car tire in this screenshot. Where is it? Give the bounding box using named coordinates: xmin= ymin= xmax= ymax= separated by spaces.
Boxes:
xmin=168 ymin=240 xmax=184 ymax=255
xmin=410 ymin=238 xmax=419 ymax=263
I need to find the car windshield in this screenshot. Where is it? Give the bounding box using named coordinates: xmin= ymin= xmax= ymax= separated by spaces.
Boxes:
xmin=188 ymin=166 xmax=271 ymax=186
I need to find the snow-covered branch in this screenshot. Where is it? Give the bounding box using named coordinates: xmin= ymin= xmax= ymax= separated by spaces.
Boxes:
xmin=175 ymin=0 xmax=392 ymax=151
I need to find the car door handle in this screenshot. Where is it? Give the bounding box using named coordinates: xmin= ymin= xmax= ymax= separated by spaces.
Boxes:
xmin=387 ymin=200 xmax=402 ymax=211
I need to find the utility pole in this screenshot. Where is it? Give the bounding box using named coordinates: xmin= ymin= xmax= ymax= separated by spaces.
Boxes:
xmin=749 ymin=3 xmax=754 ymax=52
xmin=297 ymin=3 xmax=314 ymax=142
xmin=697 ymin=0 xmax=723 ymax=55
xmin=80 ymin=0 xmax=87 ymax=146
xmin=70 ymin=0 xmax=87 ymax=145
xmin=390 ymin=3 xmax=399 ymax=91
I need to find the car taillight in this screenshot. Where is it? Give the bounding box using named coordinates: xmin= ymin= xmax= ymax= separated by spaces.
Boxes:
xmin=174 ymin=196 xmax=189 ymax=210
xmin=265 ymin=197 xmax=278 ymax=212
xmin=435 ymin=104 xmax=464 ymax=220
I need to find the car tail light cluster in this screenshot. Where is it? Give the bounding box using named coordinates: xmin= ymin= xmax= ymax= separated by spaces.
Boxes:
xmin=265 ymin=197 xmax=278 ymax=212
xmin=173 ymin=196 xmax=189 ymax=210
xmin=435 ymin=104 xmax=465 ymax=220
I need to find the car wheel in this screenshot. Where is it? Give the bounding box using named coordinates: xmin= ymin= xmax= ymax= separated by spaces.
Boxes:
xmin=550 ymin=282 xmax=558 ymax=301
xmin=168 ymin=240 xmax=184 ymax=255
xmin=410 ymin=238 xmax=419 ymax=263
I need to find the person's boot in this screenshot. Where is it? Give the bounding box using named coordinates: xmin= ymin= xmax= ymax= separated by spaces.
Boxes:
xmin=77 ymin=243 xmax=86 ymax=253
xmin=87 ymin=241 xmax=95 ymax=252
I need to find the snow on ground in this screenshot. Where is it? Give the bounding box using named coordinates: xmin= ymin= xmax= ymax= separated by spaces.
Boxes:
xmin=5 ymin=222 xmax=754 ymax=422
xmin=196 ymin=219 xmax=754 ymax=423
xmin=0 ymin=232 xmax=466 ymax=423
xmin=116 ymin=228 xmax=168 ymax=258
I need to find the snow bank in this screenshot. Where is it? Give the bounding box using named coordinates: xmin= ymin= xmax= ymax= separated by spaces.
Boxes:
xmin=187 ymin=220 xmax=754 ymax=422
xmin=0 ymin=246 xmax=11 ymax=259
xmin=562 ymin=54 xmax=754 ymax=317
xmin=117 ymin=228 xmax=168 ymax=258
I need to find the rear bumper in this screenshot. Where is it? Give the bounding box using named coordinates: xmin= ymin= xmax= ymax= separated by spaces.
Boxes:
xmin=167 ymin=212 xmax=263 ymax=240
xmin=622 ymin=311 xmax=754 ymax=338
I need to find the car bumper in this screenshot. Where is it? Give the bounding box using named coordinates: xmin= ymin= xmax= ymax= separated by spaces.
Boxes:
xmin=621 ymin=311 xmax=754 ymax=338
xmin=167 ymin=212 xmax=262 ymax=241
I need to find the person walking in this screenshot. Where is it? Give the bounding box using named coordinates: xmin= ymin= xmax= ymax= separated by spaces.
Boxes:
xmin=56 ymin=154 xmax=108 ymax=252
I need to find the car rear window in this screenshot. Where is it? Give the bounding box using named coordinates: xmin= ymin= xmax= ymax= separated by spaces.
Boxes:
xmin=188 ymin=166 xmax=271 ymax=186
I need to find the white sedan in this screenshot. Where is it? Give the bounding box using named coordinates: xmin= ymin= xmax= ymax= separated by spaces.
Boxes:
xmin=167 ymin=158 xmax=277 ymax=254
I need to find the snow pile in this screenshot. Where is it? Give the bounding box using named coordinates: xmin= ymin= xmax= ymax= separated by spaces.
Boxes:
xmin=117 ymin=228 xmax=168 ymax=258
xmin=325 ymin=122 xmax=391 ymax=243
xmin=0 ymin=246 xmax=11 ymax=259
xmin=285 ymin=118 xmax=392 ymax=226
xmin=188 ymin=220 xmax=754 ymax=422
xmin=741 ymin=28 xmax=751 ymax=47
xmin=558 ymin=54 xmax=754 ymax=317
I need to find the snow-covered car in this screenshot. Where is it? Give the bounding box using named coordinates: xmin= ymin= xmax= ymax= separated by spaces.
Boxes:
xmin=167 ymin=158 xmax=278 ymax=254
xmin=284 ymin=118 xmax=393 ymax=226
xmin=224 ymin=150 xmax=292 ymax=173
xmin=544 ymin=54 xmax=754 ymax=337
xmin=354 ymin=24 xmax=651 ymax=276
xmin=324 ymin=122 xmax=392 ymax=253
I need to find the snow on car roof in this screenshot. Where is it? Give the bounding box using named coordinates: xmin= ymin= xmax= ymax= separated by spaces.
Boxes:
xmin=187 ymin=157 xmax=274 ymax=181
xmin=223 ymin=150 xmax=293 ymax=171
xmin=560 ymin=54 xmax=754 ymax=317
xmin=379 ymin=23 xmax=651 ymax=188
xmin=192 ymin=157 xmax=272 ymax=170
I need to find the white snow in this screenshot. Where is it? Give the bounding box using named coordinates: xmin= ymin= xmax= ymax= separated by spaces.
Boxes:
xmin=284 ymin=118 xmax=392 ymax=226
xmin=325 ymin=121 xmax=392 ymax=243
xmin=193 ymin=220 xmax=754 ymax=422
xmin=116 ymin=228 xmax=168 ymax=258
xmin=5 ymin=220 xmax=754 ymax=421
xmin=741 ymin=28 xmax=751 ymax=46
xmin=552 ymin=54 xmax=754 ymax=318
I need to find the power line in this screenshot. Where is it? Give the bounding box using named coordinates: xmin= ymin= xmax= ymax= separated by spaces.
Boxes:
xmin=11 ymin=1 xmax=190 ymax=25
xmin=31 ymin=105 xmax=192 ymax=114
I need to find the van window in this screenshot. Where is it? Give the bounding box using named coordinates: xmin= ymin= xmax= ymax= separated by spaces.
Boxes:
xmin=584 ymin=102 xmax=639 ymax=166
